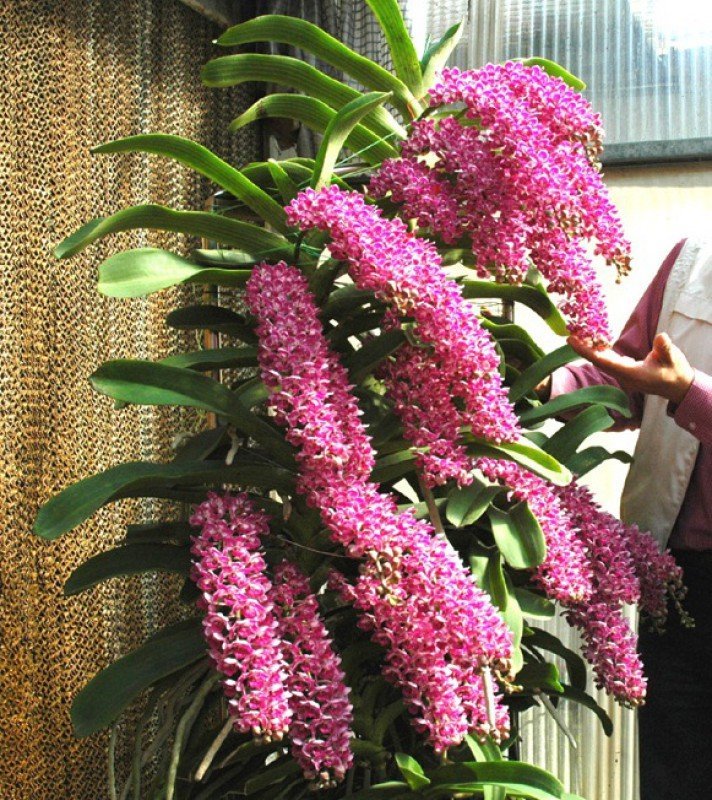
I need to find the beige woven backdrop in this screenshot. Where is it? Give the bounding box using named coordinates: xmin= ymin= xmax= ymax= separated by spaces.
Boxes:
xmin=0 ymin=1 xmax=258 ymax=797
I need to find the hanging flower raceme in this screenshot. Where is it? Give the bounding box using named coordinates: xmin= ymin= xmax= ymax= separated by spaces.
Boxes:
xmin=271 ymin=561 xmax=354 ymax=788
xmin=370 ymin=61 xmax=633 ymax=344
xmin=558 ymin=482 xmax=690 ymax=632
xmin=189 ymin=493 xmax=291 ymax=742
xmin=554 ymin=481 xmax=646 ymax=704
xmin=379 ymin=343 xmax=474 ymax=487
xmin=286 ymin=186 xmax=521 ymax=447
xmin=476 ymin=458 xmax=593 ymax=604
xmin=246 ymin=260 xmax=514 ymax=750
xmin=564 ymin=601 xmax=647 ymax=705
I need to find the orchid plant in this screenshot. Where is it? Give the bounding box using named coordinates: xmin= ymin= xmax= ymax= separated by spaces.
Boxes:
xmin=35 ymin=3 xmax=688 ymax=799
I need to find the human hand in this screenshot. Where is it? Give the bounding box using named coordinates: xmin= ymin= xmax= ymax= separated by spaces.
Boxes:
xmin=567 ymin=332 xmax=695 ymax=405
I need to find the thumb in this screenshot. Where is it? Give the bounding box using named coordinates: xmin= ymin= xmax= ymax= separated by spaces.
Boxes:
xmin=652 ymin=332 xmax=675 ymax=366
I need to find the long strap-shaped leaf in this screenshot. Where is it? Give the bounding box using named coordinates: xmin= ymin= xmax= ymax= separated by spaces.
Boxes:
xmin=420 ymin=19 xmax=465 ymax=92
xmin=34 ymin=458 xmax=296 ymax=540
xmin=71 ymin=619 xmax=206 ymax=737
xmin=519 ymin=385 xmax=631 ymax=426
xmin=365 ymin=0 xmax=423 ymax=97
xmin=93 ymin=134 xmax=290 ymax=234
xmin=461 ymin=280 xmax=569 ymax=336
xmin=98 ymin=248 xmax=253 ymax=297
xmin=312 ymin=92 xmax=392 ymax=189
xmin=202 ymin=53 xmax=406 ymax=141
xmin=90 ymin=359 xmax=294 ymax=465
xmin=230 ymin=94 xmax=399 ymax=165
xmin=161 ymin=345 xmax=258 ymax=371
xmin=54 ymin=204 xmax=294 ymax=261
xmin=216 ymin=14 xmax=421 ymax=118
xmin=64 ymin=543 xmax=190 ymax=595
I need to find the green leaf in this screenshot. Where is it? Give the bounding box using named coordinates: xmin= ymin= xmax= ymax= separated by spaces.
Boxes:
xmin=520 ymin=57 xmax=586 ymax=91
xmin=266 ymin=158 xmax=300 ymax=204
xmin=344 ymin=328 xmax=405 ymax=383
xmin=229 ymin=94 xmax=398 ymax=165
xmin=71 ymin=618 xmax=206 ymax=737
xmin=64 ymin=543 xmax=190 ymax=595
xmin=420 ymin=19 xmax=465 ymax=91
xmin=509 ymin=345 xmax=578 ymax=403
xmin=462 ymin=280 xmax=568 ymax=336
xmin=166 ymin=305 xmax=256 ymax=343
xmin=216 ymin=14 xmax=418 ymax=118
xmin=482 ymin=320 xmax=544 ymax=359
xmin=371 ymin=450 xmax=416 ymax=483
xmin=516 ymin=662 xmax=564 ymax=694
xmin=373 ymin=700 xmax=406 ymax=744
xmin=365 ymin=0 xmax=423 ymax=97
xmin=54 ymin=205 xmax=293 ymax=261
xmin=244 ymin=760 xmax=302 ymax=795
xmin=544 ymin=406 xmax=615 ymax=462
xmin=525 ymin=628 xmax=588 ymax=692
xmin=89 ymin=360 xmax=292 ymax=464
xmin=395 ymin=753 xmax=431 ymax=791
xmin=566 ymin=446 xmax=632 ymax=477
xmin=313 ymin=92 xmax=392 ymax=189
xmin=346 ymin=782 xmax=410 ymax=800
xmin=465 ymin=436 xmax=571 ymax=486
xmin=34 ymin=458 xmax=295 ymax=540
xmin=489 ymin=502 xmax=547 ymax=569
xmin=161 ymin=345 xmax=258 ymax=371
xmin=465 ymin=735 xmax=503 ymax=762
xmin=427 ymin=761 xmax=566 ymax=800
xmin=125 ymin=520 xmax=194 ymax=544
xmin=514 ymin=588 xmax=556 ymax=619
xmin=482 ymin=552 xmax=508 ymax=610
xmin=92 ymin=134 xmax=289 ymax=233
xmin=97 ymin=248 xmax=253 ymax=297
xmin=446 ymin=481 xmax=500 ymax=527
xmin=559 ymin=685 xmax=613 ymax=736
xmin=519 ymin=385 xmax=631 ymax=426
xmin=202 ymin=54 xmax=404 ymax=141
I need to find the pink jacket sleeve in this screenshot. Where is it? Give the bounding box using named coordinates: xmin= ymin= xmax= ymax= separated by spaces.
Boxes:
xmin=672 ymin=370 xmax=712 ymax=446
xmin=550 ymin=240 xmax=685 ymax=430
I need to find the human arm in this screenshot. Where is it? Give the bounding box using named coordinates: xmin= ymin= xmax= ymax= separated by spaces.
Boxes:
xmin=569 ymin=333 xmax=712 ymax=446
xmin=541 ymin=240 xmax=686 ymax=429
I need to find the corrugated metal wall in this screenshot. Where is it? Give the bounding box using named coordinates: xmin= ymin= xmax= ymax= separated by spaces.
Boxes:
xmin=420 ymin=0 xmax=712 ymax=146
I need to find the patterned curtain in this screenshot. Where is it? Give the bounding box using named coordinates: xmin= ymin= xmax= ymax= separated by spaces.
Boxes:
xmin=0 ymin=2 xmax=258 ymax=797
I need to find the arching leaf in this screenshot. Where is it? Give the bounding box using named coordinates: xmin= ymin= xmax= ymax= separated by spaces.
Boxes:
xmin=202 ymin=54 xmax=405 ymax=141
xmin=64 ymin=543 xmax=190 ymax=595
xmin=54 ymin=205 xmax=293 ymax=261
xmin=89 ymin=360 xmax=292 ymax=464
xmin=313 ymin=92 xmax=393 ymax=189
xmin=216 ymin=14 xmax=419 ymax=117
xmin=98 ymin=248 xmax=252 ymax=297
xmin=34 ymin=458 xmax=296 ymax=540
xmin=229 ymin=94 xmax=398 ymax=165
xmin=519 ymin=385 xmax=631 ymax=425
xmin=365 ymin=0 xmax=423 ymax=97
xmin=71 ymin=618 xmax=206 ymax=737
xmin=92 ymin=134 xmax=289 ymax=233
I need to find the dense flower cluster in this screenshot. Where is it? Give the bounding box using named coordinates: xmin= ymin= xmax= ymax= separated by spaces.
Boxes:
xmin=379 ymin=343 xmax=476 ymax=486
xmin=476 ymin=458 xmax=593 ymax=604
xmin=286 ymin=186 xmax=521 ymax=449
xmin=556 ymin=482 xmax=646 ymax=703
xmin=271 ymin=561 xmax=354 ymax=788
xmin=190 ymin=494 xmax=355 ymax=784
xmin=190 ymin=493 xmax=291 ymax=742
xmin=370 ymin=62 xmax=632 ymax=343
xmin=246 ymin=260 xmax=514 ymax=750
xmin=559 ymin=481 xmax=689 ymax=633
